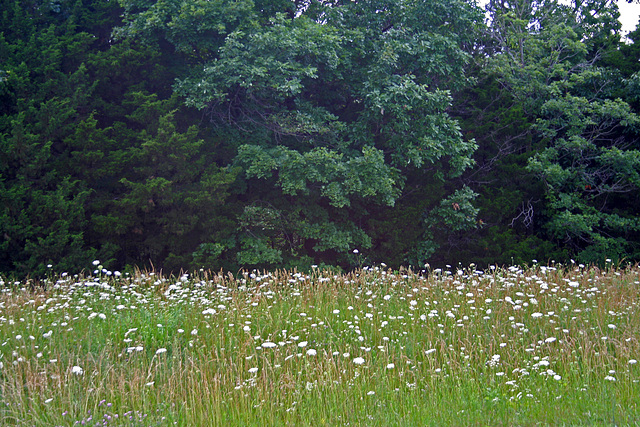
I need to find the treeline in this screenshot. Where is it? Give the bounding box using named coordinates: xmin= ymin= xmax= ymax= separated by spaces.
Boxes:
xmin=1 ymin=0 xmax=639 ymax=277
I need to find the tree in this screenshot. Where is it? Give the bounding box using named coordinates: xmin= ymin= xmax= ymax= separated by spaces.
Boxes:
xmin=482 ymin=0 xmax=640 ymax=263
xmin=0 ymin=0 xmax=106 ymax=275
xmin=117 ymin=0 xmax=484 ymax=269
xmin=110 ymin=95 xmax=238 ymax=271
xmin=0 ymin=0 xmax=237 ymax=276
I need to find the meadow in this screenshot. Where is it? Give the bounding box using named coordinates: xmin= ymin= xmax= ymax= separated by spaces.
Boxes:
xmin=1 ymin=261 xmax=639 ymax=426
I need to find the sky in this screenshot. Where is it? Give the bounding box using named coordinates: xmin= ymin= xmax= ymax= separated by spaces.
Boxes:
xmin=617 ymin=0 xmax=640 ymax=35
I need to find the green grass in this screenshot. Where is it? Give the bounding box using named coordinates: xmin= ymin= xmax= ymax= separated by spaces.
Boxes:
xmin=1 ymin=263 xmax=639 ymax=425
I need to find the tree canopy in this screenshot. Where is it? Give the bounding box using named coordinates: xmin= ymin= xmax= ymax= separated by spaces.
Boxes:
xmin=1 ymin=0 xmax=639 ymax=276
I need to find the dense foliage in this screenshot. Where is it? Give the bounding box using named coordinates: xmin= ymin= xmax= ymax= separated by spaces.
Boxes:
xmin=1 ymin=0 xmax=639 ymax=276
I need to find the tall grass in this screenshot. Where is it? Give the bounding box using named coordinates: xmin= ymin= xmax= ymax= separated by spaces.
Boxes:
xmin=1 ymin=263 xmax=639 ymax=425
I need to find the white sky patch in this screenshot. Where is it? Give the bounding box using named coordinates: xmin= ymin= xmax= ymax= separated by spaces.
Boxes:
xmin=618 ymin=0 xmax=640 ymax=35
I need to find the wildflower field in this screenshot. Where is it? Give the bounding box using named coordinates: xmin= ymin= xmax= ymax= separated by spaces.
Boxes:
xmin=1 ymin=262 xmax=639 ymax=426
